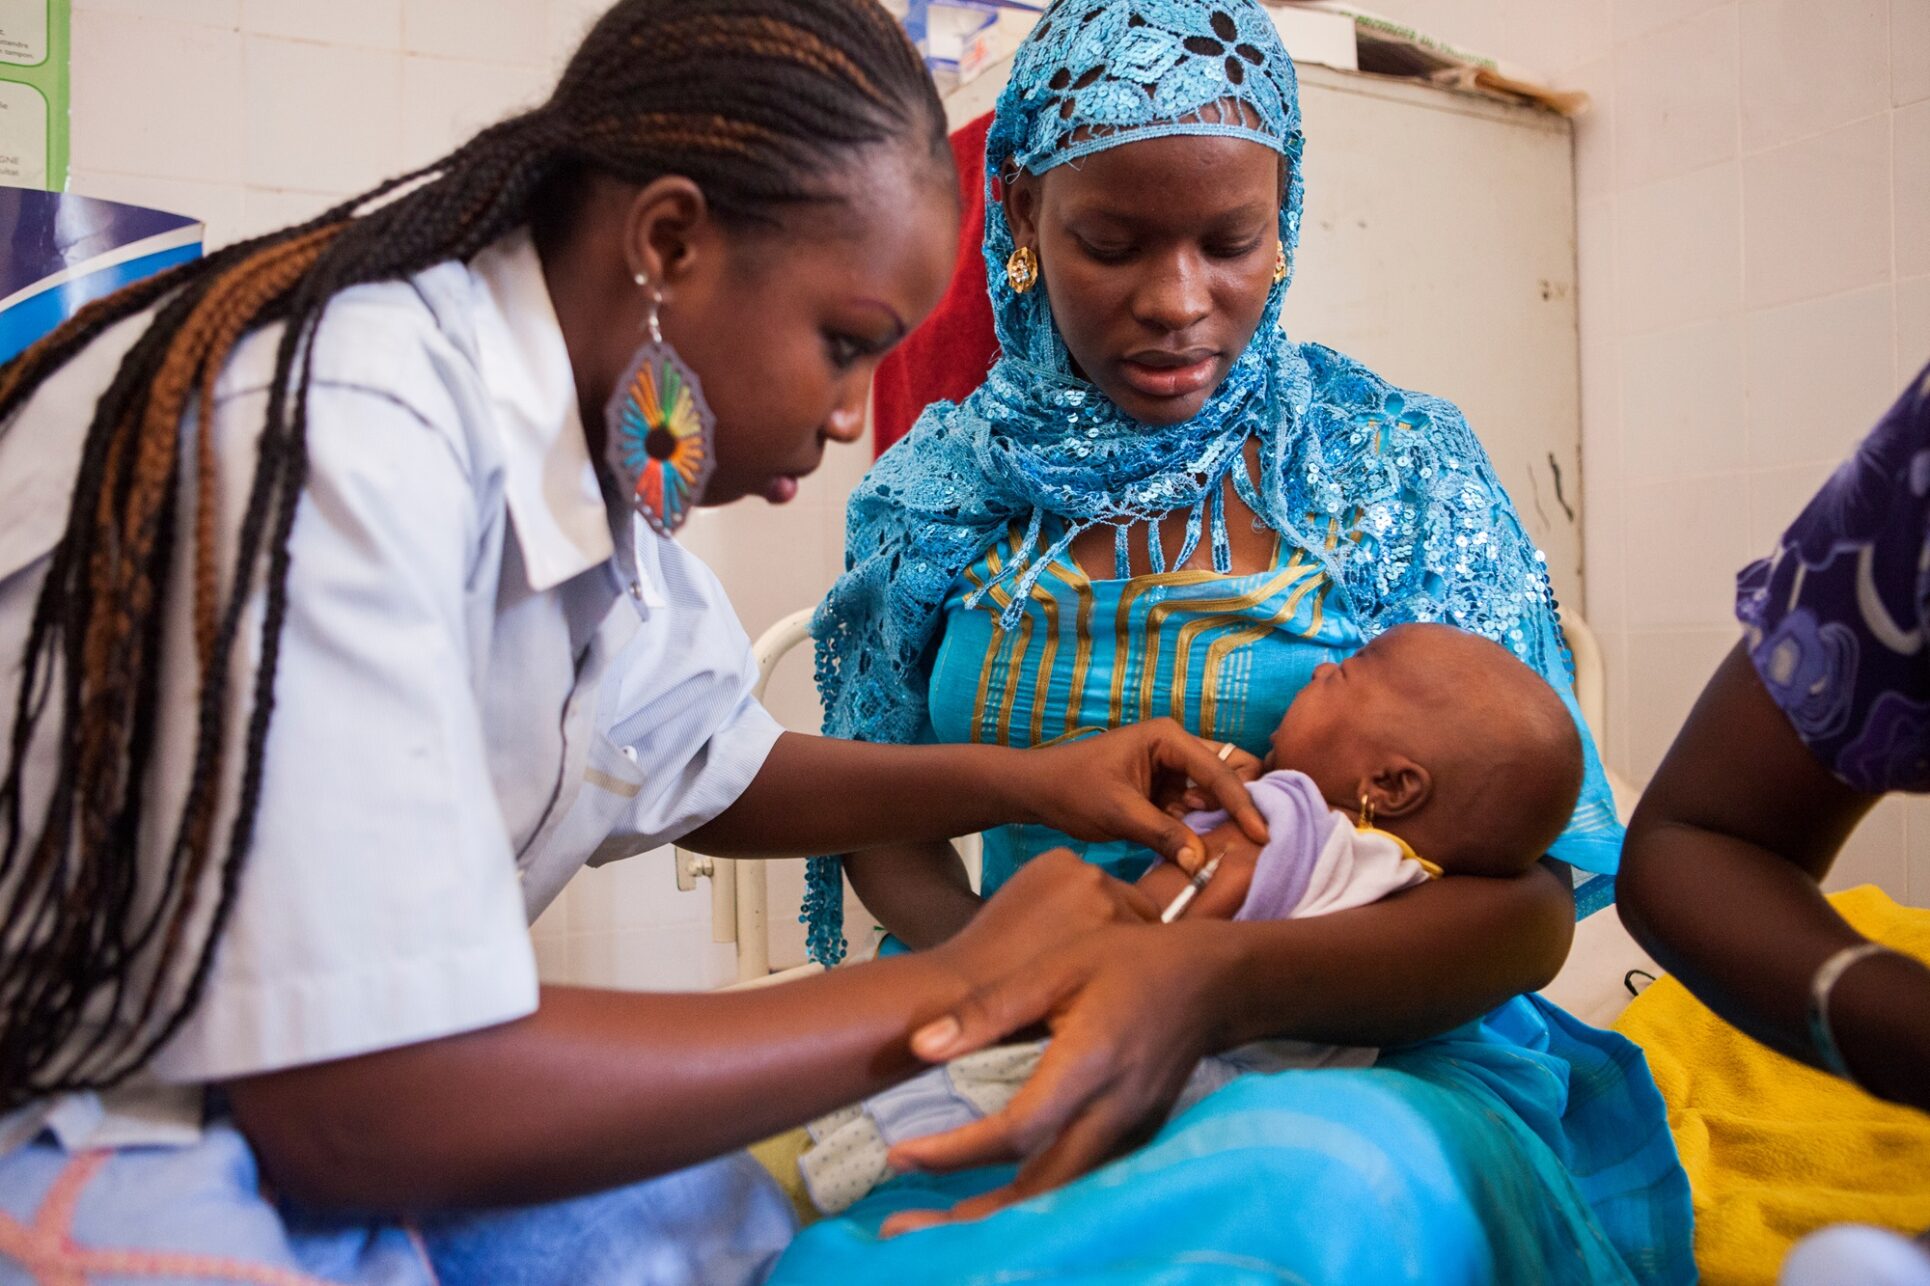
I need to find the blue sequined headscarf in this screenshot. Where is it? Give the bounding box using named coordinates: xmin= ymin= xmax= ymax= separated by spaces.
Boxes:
xmin=966 ymin=0 xmax=1313 ymax=606
xmin=804 ymin=0 xmax=1614 ymax=963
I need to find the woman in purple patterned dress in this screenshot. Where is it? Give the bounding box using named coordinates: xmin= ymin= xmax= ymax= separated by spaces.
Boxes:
xmin=1620 ymin=363 xmax=1930 ymax=1276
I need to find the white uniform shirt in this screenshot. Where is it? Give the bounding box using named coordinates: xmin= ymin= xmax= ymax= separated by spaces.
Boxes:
xmin=0 ymin=231 xmax=782 ymax=1146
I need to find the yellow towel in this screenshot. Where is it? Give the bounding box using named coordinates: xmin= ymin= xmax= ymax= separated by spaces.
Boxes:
xmin=1614 ymin=885 xmax=1930 ymax=1285
xmin=750 ymin=1128 xmax=819 ymax=1226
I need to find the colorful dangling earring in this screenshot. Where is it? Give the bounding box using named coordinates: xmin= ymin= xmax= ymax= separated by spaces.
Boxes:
xmin=1357 ymin=792 xmax=1376 ymax=829
xmin=1006 ymin=244 xmax=1039 ymax=294
xmin=1273 ymin=242 xmax=1289 ymax=284
xmin=604 ymin=273 xmax=716 ymax=539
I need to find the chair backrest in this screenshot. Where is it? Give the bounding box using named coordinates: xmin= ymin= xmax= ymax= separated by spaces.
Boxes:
xmin=1559 ymin=606 xmax=1638 ymax=823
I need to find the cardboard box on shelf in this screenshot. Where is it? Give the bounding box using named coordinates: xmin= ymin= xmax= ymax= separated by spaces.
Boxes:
xmin=911 ymin=1 xmax=1042 ymax=92
xmin=1265 ymin=1 xmax=1587 ymax=114
xmin=1262 ymin=3 xmax=1359 ymax=72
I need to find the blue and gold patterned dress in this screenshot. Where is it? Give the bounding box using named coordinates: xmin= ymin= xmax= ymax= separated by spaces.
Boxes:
xmin=788 ymin=511 xmax=1696 ymax=1284
xmin=930 ymin=521 xmax=1359 ymax=890
xmin=789 ymin=502 xmax=1695 ymax=1284
xmin=789 ymin=0 xmax=1694 ymax=1279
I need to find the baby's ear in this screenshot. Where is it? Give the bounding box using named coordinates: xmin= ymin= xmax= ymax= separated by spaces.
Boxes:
xmin=1367 ymin=758 xmax=1431 ymax=819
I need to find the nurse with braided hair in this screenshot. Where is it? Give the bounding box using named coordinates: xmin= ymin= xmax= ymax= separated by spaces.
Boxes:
xmin=0 ymin=3 xmax=1266 ymax=1280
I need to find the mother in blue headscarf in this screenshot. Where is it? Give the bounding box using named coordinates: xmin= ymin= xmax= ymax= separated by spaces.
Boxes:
xmin=784 ymin=1 xmax=1694 ymax=1280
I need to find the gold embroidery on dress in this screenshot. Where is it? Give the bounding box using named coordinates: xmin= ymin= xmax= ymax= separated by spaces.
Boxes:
xmin=963 ymin=566 xmax=1003 ymax=744
xmin=967 ymin=527 xmax=1341 ymax=749
xmin=1281 ymin=557 xmax=1327 ymax=621
xmin=993 ymin=614 xmax=1033 ymax=745
xmin=1174 ymin=614 xmax=1266 ymax=729
xmin=1137 ymin=563 xmax=1308 ymax=722
xmin=977 ymin=546 xmax=1031 ymax=745
xmin=1200 ymin=623 xmax=1262 ymax=738
xmin=1041 ymin=558 xmax=1093 ymax=740
xmin=993 ymin=526 xmax=1062 ymax=748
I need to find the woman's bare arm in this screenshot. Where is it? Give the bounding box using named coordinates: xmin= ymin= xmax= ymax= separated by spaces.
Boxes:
xmin=226 ymin=850 xmax=1158 ymax=1213
xmin=1620 ymin=643 xmax=1930 ymax=1109
xmin=685 ymin=722 xmax=1265 ymax=867
xmin=230 ymin=965 xmax=968 ymax=1212
xmin=845 ymin=840 xmax=982 ymax=950
xmin=1199 ymin=857 xmax=1574 ymax=1047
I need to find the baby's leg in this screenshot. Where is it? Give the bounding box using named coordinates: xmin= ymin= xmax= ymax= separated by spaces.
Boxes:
xmin=798 ymin=1044 xmax=1049 ymax=1215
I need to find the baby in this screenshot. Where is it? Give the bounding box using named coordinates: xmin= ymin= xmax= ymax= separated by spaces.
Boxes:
xmin=799 ymin=623 xmax=1584 ymax=1215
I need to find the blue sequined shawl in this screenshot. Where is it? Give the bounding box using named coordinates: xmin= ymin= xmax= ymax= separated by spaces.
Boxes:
xmin=805 ymin=0 xmax=1599 ymax=964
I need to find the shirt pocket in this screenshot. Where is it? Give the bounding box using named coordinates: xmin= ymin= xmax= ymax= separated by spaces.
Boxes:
xmin=516 ymin=730 xmax=647 ymax=916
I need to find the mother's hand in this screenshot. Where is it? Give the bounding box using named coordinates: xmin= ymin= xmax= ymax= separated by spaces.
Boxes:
xmin=1009 ymin=719 xmax=1267 ymax=870
xmin=886 ymin=915 xmax=1237 ymax=1236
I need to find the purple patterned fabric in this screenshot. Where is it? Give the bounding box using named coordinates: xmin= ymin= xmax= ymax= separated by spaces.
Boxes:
xmin=1737 ymin=364 xmax=1930 ymax=793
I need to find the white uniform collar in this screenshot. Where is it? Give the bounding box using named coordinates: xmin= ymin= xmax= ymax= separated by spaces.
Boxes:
xmin=468 ymin=229 xmax=618 ymax=593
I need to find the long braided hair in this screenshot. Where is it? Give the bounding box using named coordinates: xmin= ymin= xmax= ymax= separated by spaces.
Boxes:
xmin=0 ymin=0 xmax=945 ymax=1108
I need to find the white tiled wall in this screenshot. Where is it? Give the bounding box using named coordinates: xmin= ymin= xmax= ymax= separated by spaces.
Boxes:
xmin=1370 ymin=1 xmax=1926 ymax=903
xmin=1555 ymin=1 xmax=1923 ymax=899
xmin=66 ymin=0 xmax=601 ymax=248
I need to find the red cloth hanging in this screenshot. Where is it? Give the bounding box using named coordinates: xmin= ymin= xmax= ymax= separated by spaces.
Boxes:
xmin=870 ymin=110 xmax=1001 ymax=457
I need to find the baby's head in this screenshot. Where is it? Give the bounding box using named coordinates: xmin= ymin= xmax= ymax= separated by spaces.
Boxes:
xmin=1266 ymin=624 xmax=1583 ymax=876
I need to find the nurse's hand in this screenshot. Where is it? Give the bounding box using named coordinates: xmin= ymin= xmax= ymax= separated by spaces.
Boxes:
xmin=1167 ymin=743 xmax=1266 ymax=817
xmin=1008 ymin=719 xmax=1267 ymax=872
xmin=934 ymin=847 xmax=1160 ymax=988
xmin=880 ymin=918 xmax=1235 ymax=1236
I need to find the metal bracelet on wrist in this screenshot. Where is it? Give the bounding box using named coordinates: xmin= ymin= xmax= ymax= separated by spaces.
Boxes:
xmin=1806 ymin=941 xmax=1891 ymax=1086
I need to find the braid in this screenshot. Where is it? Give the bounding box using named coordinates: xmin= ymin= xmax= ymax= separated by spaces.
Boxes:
xmin=0 ymin=0 xmax=944 ymax=1107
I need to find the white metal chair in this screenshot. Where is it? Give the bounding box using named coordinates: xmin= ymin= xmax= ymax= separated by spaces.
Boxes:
xmin=1559 ymin=605 xmax=1639 ymax=822
xmin=673 ymin=608 xmax=826 ymax=989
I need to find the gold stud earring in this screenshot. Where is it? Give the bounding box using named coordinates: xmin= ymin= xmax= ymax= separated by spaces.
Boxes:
xmin=1007 ymin=244 xmax=1039 ymax=294
xmin=1273 ymin=242 xmax=1289 ymax=284
xmin=1358 ymin=792 xmax=1376 ymax=829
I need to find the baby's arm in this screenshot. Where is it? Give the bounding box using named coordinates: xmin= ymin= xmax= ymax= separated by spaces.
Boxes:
xmin=1136 ymin=819 xmax=1263 ymax=920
